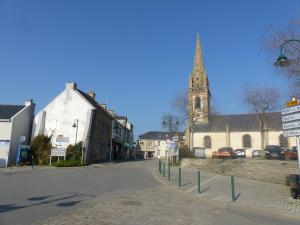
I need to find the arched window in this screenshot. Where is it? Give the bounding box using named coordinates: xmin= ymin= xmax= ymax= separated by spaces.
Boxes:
xmin=203 ymin=136 xmax=211 ymax=148
xmin=242 ymin=134 xmax=251 ymax=148
xmin=194 ymin=96 xmax=201 ymax=109
xmin=279 ymin=134 xmax=288 ymax=148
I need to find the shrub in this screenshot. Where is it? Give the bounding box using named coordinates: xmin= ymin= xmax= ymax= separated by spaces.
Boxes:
xmin=53 ymin=159 xmax=83 ymax=167
xmin=30 ymin=135 xmax=52 ymax=165
xmin=66 ymin=142 xmax=82 ymax=160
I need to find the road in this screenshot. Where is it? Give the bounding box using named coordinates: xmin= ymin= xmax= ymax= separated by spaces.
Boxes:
xmin=0 ymin=160 xmax=299 ymax=225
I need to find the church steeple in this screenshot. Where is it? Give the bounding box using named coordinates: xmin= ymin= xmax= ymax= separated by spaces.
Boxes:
xmin=188 ymin=33 xmax=210 ymax=125
xmin=192 ymin=33 xmax=207 ymax=85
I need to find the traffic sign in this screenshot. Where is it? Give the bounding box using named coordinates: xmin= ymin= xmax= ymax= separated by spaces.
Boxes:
xmin=284 ymin=129 xmax=300 ymax=137
xmin=282 ymin=113 xmax=300 ymax=122
xmin=282 ymin=121 xmax=300 ymax=130
xmin=281 ymin=105 xmax=300 ymax=115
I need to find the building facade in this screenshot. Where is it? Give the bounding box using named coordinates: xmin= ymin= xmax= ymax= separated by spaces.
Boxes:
xmin=186 ymin=34 xmax=295 ymax=157
xmin=138 ymin=131 xmax=185 ymax=158
xmin=0 ymin=100 xmax=35 ymax=167
xmin=32 ymin=82 xmax=114 ymax=163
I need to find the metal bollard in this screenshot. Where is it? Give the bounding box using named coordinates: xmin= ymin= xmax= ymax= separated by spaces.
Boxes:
xmin=198 ymin=171 xmax=201 ymax=194
xmin=178 ymin=168 xmax=181 ymax=187
xmin=168 ymin=163 xmax=171 ymax=181
xmin=159 ymin=160 xmax=161 ymax=174
xmin=163 ymin=163 xmax=165 ymax=177
xmin=231 ymin=176 xmax=235 ymax=201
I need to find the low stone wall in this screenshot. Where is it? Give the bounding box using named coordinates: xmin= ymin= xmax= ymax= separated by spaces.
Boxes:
xmin=181 ymin=158 xmax=299 ymax=185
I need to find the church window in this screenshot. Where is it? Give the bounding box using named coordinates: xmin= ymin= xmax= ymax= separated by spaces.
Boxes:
xmin=194 ymin=96 xmax=201 ymax=109
xmin=203 ymin=136 xmax=211 ymax=148
xmin=242 ymin=134 xmax=251 ymax=148
xmin=279 ymin=134 xmax=288 ymax=148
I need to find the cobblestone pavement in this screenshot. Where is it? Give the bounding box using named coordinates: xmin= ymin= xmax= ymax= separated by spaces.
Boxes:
xmin=32 ymin=160 xmax=300 ymax=225
xmin=158 ymin=161 xmax=300 ymax=217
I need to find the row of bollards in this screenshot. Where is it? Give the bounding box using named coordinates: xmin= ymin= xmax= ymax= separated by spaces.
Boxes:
xmin=158 ymin=160 xmax=236 ymax=201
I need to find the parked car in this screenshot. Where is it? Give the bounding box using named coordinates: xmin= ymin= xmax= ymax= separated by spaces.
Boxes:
xmin=283 ymin=146 xmax=298 ymax=160
xmin=212 ymin=147 xmax=234 ymax=158
xmin=264 ymin=145 xmax=284 ymax=159
xmin=252 ymin=150 xmax=262 ymax=158
xmin=234 ymin=149 xmax=246 ymax=158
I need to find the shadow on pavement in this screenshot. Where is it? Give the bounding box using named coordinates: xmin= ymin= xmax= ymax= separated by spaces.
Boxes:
xmin=233 ymin=193 xmax=241 ymax=201
xmin=0 ymin=193 xmax=94 ymax=214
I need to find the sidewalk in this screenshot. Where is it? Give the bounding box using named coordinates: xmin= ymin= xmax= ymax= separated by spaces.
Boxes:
xmin=156 ymin=162 xmax=300 ymax=217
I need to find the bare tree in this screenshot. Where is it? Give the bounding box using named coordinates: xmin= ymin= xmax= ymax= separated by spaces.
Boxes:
xmin=243 ymin=85 xmax=281 ymax=156
xmin=263 ymin=19 xmax=300 ymax=97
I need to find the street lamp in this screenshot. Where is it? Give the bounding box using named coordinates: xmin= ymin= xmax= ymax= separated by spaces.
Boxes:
xmin=274 ymin=39 xmax=300 ymax=67
xmin=72 ymin=119 xmax=79 ymax=145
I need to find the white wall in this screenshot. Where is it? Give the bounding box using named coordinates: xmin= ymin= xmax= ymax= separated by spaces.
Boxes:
xmin=33 ymin=86 xmax=94 ymax=149
xmin=0 ymin=122 xmax=12 ymax=167
xmin=192 ymin=130 xmax=297 ymax=158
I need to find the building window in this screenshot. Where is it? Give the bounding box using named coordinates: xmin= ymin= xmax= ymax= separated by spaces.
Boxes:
xmin=194 ymin=96 xmax=201 ymax=109
xmin=203 ymin=136 xmax=211 ymax=148
xmin=279 ymin=134 xmax=288 ymax=148
xmin=148 ymin=142 xmax=153 ymax=147
xmin=242 ymin=134 xmax=251 ymax=148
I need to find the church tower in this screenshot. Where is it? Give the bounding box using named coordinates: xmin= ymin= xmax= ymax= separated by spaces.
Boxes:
xmin=188 ymin=33 xmax=211 ymax=125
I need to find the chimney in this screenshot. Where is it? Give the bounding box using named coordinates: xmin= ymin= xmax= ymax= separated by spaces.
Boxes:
xmin=65 ymin=82 xmax=77 ymax=90
xmin=100 ymin=104 xmax=107 ymax=109
xmin=25 ymin=99 xmax=33 ymax=106
xmin=87 ymin=91 xmax=96 ymax=99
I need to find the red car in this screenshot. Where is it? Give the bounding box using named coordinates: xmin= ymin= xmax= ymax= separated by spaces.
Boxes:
xmin=283 ymin=147 xmax=298 ymax=160
xmin=212 ymin=147 xmax=234 ymax=158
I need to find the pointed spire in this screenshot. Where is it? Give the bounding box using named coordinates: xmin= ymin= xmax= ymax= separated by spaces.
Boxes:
xmin=192 ymin=33 xmax=206 ymax=82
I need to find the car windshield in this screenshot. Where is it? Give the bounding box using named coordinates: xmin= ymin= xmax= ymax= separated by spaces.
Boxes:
xmin=219 ymin=148 xmax=232 ymax=152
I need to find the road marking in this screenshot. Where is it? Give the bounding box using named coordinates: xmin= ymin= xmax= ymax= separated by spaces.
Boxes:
xmin=185 ymin=174 xmax=220 ymax=193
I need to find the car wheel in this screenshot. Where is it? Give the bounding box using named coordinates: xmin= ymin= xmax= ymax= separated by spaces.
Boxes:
xmin=266 ymin=154 xmax=270 ymax=159
xmin=291 ymin=189 xmax=298 ymax=199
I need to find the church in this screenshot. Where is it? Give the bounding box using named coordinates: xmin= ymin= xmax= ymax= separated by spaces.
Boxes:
xmin=185 ymin=34 xmax=296 ymax=158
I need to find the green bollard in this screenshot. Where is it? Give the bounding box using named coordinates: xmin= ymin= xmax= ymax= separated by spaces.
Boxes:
xmin=159 ymin=160 xmax=161 ymax=174
xmin=168 ymin=163 xmax=171 ymax=181
xmin=178 ymin=168 xmax=181 ymax=187
xmin=198 ymin=171 xmax=200 ymax=194
xmin=163 ymin=163 xmax=165 ymax=177
xmin=231 ymin=176 xmax=235 ymax=201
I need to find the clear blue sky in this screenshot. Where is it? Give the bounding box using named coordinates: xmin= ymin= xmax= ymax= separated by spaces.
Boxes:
xmin=0 ymin=0 xmax=299 ymax=138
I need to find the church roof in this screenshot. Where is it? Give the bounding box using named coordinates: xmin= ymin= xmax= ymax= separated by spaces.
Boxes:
xmin=193 ymin=112 xmax=282 ymax=132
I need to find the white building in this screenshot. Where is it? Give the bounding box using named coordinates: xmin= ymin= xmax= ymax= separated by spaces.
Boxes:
xmin=138 ymin=132 xmax=185 ymax=158
xmin=0 ymin=100 xmax=35 ymax=167
xmin=32 ymin=82 xmax=114 ymax=163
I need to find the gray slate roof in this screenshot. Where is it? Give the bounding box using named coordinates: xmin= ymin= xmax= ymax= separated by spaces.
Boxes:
xmin=139 ymin=131 xmax=184 ymax=140
xmin=77 ymin=89 xmax=114 ymax=120
xmin=0 ymin=105 xmax=25 ymax=119
xmin=193 ymin=112 xmax=282 ymax=132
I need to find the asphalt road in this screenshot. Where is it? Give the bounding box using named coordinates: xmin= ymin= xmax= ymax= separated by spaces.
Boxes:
xmin=0 ymin=160 xmax=299 ymax=225
xmin=0 ymin=164 xmax=158 ymax=225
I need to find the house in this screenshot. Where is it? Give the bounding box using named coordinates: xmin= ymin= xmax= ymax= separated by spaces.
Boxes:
xmin=138 ymin=131 xmax=185 ymax=158
xmin=110 ymin=114 xmax=135 ymax=161
xmin=0 ymin=100 xmax=35 ymax=167
xmin=32 ymin=82 xmax=114 ymax=163
xmin=185 ymin=34 xmax=295 ymax=157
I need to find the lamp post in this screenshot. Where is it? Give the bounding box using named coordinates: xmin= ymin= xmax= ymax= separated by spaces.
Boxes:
xmin=274 ymin=39 xmax=300 ymax=67
xmin=72 ymin=119 xmax=79 ymax=145
xmin=275 ymin=39 xmax=300 ymax=173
